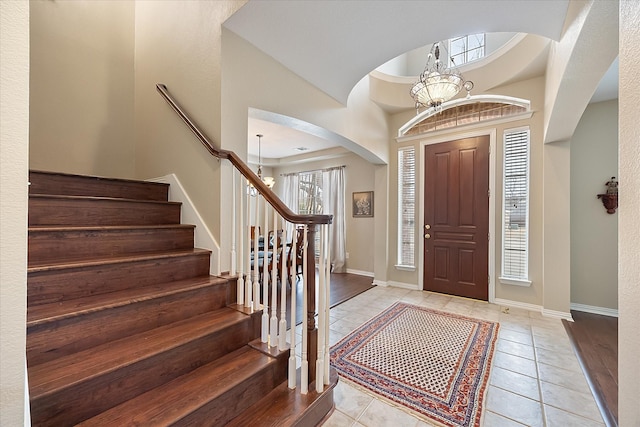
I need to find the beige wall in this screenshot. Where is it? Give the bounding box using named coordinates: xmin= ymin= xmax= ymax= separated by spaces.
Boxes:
xmin=220 ymin=28 xmax=389 ymax=272
xmin=0 ymin=1 xmax=29 ymax=425
xmin=619 ymin=1 xmax=640 ymax=424
xmin=133 ymin=1 xmax=246 ymax=264
xmin=570 ymin=100 xmax=618 ymax=310
xmin=30 ymin=0 xmax=136 ymax=178
xmin=273 ymin=153 xmax=377 ymax=275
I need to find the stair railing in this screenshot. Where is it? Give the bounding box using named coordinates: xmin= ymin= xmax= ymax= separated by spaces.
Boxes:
xmin=156 ymin=84 xmax=332 ymax=393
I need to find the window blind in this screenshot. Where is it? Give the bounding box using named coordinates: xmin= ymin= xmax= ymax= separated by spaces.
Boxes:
xmin=398 ymin=147 xmax=416 ymax=266
xmin=502 ymin=128 xmax=530 ymax=279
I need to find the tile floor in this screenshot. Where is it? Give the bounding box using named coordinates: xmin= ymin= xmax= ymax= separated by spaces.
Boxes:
xmin=292 ymin=285 xmax=605 ymax=427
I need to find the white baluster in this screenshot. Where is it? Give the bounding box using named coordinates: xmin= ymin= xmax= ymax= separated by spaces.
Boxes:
xmin=288 ymin=225 xmax=298 ymax=389
xmin=324 ymin=224 xmax=331 ymax=384
xmin=245 ymin=182 xmax=253 ymax=309
xmin=270 ymin=206 xmax=278 ymax=347
xmin=236 ymin=172 xmax=244 ymax=305
xmin=301 ymin=225 xmax=309 ymax=394
xmin=278 ymin=218 xmax=288 ymax=351
xmin=253 ymin=192 xmax=260 ymax=311
xmin=230 ymin=169 xmax=237 ymax=277
xmin=261 ymin=196 xmax=269 ymax=343
xmin=316 ymin=224 xmax=325 ymax=392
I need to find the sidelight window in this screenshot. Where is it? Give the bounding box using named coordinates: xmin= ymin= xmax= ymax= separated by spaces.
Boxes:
xmin=397 ymin=147 xmax=416 ymax=268
xmin=500 ymin=127 xmax=531 ymax=285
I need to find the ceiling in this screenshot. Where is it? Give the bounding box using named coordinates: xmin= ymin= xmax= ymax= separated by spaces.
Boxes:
xmin=226 ymin=1 xmax=617 ymax=162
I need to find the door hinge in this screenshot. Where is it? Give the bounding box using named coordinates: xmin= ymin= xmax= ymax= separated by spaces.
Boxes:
xmin=488 ymin=189 xmax=490 ymax=198
xmin=488 ymin=232 xmax=490 ymax=241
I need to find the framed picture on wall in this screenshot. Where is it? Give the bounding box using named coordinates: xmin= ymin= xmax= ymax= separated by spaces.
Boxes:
xmin=352 ymin=191 xmax=374 ymax=218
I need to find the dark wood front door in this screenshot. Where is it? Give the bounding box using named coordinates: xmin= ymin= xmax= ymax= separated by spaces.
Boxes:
xmin=423 ymin=136 xmax=490 ymax=300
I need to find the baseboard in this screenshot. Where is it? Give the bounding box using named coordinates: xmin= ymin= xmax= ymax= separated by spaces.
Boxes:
xmin=388 ymin=281 xmax=421 ymax=291
xmin=570 ymin=303 xmax=618 ymax=318
xmin=494 ymin=298 xmax=572 ymax=321
xmin=372 ymin=280 xmax=388 ymax=287
xmin=345 ymin=268 xmax=374 ymax=277
xmin=494 ymin=298 xmax=542 ymax=314
xmin=541 ymin=308 xmax=574 ymax=321
xmin=147 ymin=174 xmax=221 ymax=275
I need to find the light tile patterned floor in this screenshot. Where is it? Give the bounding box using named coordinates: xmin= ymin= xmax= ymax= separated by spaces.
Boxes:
xmin=307 ymin=286 xmax=604 ymax=427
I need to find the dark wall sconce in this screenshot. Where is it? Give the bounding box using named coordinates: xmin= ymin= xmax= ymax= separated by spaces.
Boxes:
xmin=597 ymin=176 xmax=618 ymax=214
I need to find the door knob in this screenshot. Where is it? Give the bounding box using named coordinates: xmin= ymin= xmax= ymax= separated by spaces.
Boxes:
xmin=425 ymin=224 xmax=431 ymax=230
xmin=425 ymin=233 xmax=431 ymax=239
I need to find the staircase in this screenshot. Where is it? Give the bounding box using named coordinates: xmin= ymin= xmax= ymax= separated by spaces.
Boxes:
xmin=26 ymin=170 xmax=335 ymax=426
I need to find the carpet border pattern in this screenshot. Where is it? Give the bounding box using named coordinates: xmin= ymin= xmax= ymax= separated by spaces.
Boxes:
xmin=329 ymin=302 xmax=499 ymax=427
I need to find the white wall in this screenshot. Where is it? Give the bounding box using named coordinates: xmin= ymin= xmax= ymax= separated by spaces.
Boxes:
xmin=0 ymin=1 xmax=29 ymax=425
xmin=29 ymin=0 xmax=136 ymax=178
xmin=619 ymin=1 xmax=640 ymax=424
xmin=570 ymin=100 xmax=618 ymax=311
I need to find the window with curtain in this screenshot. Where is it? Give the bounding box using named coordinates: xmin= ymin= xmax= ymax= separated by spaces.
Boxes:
xmin=297 ymin=171 xmax=323 ymax=215
xmin=397 ymin=147 xmax=416 ymax=267
xmin=501 ymin=127 xmax=531 ymax=284
xmin=282 ymin=167 xmax=346 ymax=272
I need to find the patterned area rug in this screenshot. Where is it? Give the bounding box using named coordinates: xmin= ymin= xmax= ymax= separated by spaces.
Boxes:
xmin=330 ymin=302 xmax=499 ymax=427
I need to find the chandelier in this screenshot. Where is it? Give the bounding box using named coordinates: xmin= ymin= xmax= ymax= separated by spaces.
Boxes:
xmin=410 ymin=42 xmax=474 ymax=113
xmin=255 ymin=134 xmax=275 ymax=189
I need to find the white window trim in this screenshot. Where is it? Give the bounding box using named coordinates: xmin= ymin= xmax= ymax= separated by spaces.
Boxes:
xmin=500 ymin=126 xmax=531 ymax=286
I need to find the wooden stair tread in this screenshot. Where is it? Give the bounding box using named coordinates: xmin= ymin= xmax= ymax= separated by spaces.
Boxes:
xmin=28 ymin=224 xmax=195 ymax=232
xmin=28 ymin=248 xmax=211 ymax=273
xmin=226 ymin=368 xmax=339 ymax=427
xmin=77 ymin=346 xmax=275 ymax=426
xmin=27 ymin=275 xmax=227 ymax=326
xmin=29 ymin=170 xmax=169 ymax=201
xmin=29 ymin=170 xmax=169 ymax=188
xmin=29 ymin=193 xmax=181 ymax=205
xmin=28 ymin=308 xmax=250 ymax=398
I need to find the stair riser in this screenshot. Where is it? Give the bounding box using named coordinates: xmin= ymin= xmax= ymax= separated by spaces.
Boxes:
xmin=177 ymin=358 xmax=288 ymax=426
xmin=27 ymin=283 xmax=229 ymax=366
xmin=30 ymin=318 xmax=258 ymax=427
xmin=28 ymin=227 xmax=194 ymax=264
xmin=28 ymin=252 xmax=211 ymax=305
xmin=29 ymin=171 xmax=169 ymax=201
xmin=29 ymin=197 xmax=181 ymax=226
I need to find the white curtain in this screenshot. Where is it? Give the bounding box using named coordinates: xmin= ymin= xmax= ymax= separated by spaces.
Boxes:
xmin=322 ymin=167 xmax=346 ymax=272
xmin=282 ymin=173 xmax=299 ymax=241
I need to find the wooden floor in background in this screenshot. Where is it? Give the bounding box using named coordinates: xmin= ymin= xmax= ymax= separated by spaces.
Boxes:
xmin=281 ymin=272 xmax=374 ymax=327
xmin=563 ymin=310 xmax=618 ymax=427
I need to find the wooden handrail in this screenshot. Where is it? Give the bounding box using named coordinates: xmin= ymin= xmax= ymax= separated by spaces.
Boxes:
xmin=156 ymin=84 xmax=332 ymax=226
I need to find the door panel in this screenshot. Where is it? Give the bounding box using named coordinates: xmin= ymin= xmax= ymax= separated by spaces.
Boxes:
xmin=424 ymin=136 xmax=489 ymax=300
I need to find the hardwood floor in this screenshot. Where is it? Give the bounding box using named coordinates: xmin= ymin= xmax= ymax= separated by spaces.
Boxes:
xmin=563 ymin=310 xmax=618 ymax=427
xmin=278 ymin=272 xmax=375 ymax=327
